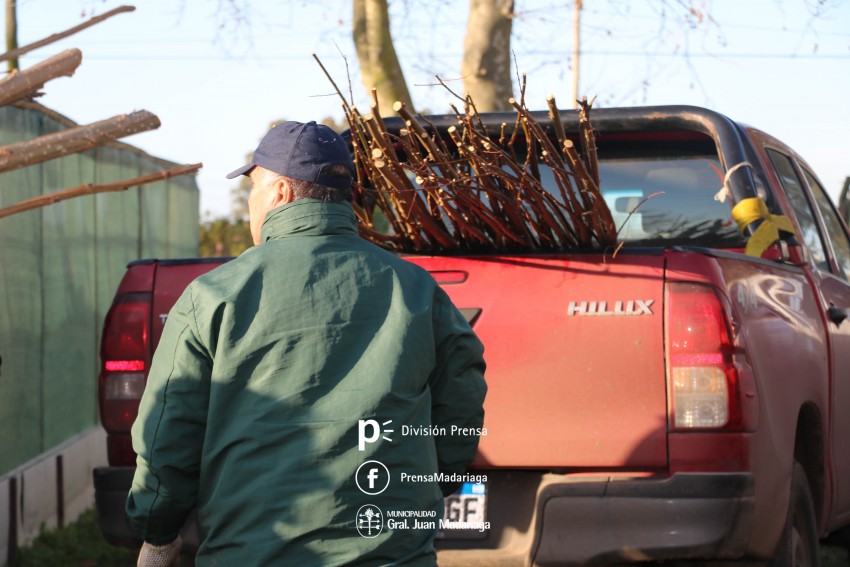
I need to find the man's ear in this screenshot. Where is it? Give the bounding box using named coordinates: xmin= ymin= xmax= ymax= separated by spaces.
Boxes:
xmin=271 ymin=177 xmax=294 ymax=207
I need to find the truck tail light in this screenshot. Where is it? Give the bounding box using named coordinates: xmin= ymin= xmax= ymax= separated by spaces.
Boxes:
xmin=666 ymin=282 xmax=741 ymax=429
xmin=99 ymin=293 xmax=150 ymax=440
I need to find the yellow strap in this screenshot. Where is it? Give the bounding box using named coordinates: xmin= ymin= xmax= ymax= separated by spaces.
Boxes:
xmin=731 ymin=197 xmax=795 ymax=257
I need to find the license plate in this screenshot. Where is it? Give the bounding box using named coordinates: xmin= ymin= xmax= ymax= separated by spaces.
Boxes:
xmin=437 ymin=482 xmax=488 ymax=539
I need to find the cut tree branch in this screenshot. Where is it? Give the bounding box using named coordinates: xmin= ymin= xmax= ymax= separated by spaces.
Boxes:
xmin=0 ymin=162 xmax=202 ymax=219
xmin=0 ymin=110 xmax=161 ymax=174
xmin=0 ymin=49 xmax=82 ymax=107
xmin=0 ymin=5 xmax=135 ymax=63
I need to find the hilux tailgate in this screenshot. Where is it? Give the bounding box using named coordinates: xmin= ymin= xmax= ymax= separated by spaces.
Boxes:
xmin=406 ymin=254 xmax=667 ymax=468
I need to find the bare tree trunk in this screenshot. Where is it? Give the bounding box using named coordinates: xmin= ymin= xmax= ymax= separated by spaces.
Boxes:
xmin=462 ymin=0 xmax=514 ymax=112
xmin=0 ymin=48 xmax=81 ymax=107
xmin=572 ymin=0 xmax=582 ymax=108
xmin=5 ymin=0 xmax=17 ymax=73
xmin=352 ymin=0 xmax=413 ymax=114
xmin=0 ymin=110 xmax=160 ymax=174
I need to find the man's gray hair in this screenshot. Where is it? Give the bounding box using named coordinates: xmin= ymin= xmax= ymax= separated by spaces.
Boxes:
xmin=261 ymin=165 xmax=353 ymax=202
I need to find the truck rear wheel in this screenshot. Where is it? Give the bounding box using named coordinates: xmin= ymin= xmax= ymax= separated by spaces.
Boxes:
xmin=769 ymin=461 xmax=820 ymax=567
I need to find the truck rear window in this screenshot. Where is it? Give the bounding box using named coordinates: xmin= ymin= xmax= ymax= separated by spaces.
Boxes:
xmin=598 ymin=155 xmax=741 ymax=248
xmin=535 ymin=140 xmax=743 ymax=249
xmin=377 ymin=130 xmax=744 ymax=252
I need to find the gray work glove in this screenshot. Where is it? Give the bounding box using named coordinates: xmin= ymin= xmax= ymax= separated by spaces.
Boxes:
xmin=137 ymin=535 xmax=181 ymax=567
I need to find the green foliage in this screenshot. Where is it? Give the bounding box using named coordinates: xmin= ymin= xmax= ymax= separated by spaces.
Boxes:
xmin=319 ymin=115 xmax=348 ymax=132
xmin=229 ymin=175 xmax=252 ymax=221
xmin=8 ymin=507 xmax=197 ymax=566
xmin=10 ymin=509 xmax=136 ymax=567
xmin=198 ymin=217 xmax=253 ymax=257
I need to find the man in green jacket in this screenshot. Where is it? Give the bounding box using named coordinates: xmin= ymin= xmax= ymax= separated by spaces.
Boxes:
xmin=127 ymin=121 xmax=487 ymax=566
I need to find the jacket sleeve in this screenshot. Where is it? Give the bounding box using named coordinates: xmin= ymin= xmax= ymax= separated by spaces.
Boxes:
xmin=126 ymin=284 xmax=212 ymax=545
xmin=428 ymin=286 xmax=487 ymax=496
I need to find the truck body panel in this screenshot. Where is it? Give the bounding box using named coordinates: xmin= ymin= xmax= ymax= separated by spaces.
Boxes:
xmin=406 ymin=254 xmax=667 ymax=469
xmin=150 ymin=259 xmax=230 ymax=346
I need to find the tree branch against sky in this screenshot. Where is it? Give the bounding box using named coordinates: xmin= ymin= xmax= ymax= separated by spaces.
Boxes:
xmin=157 ymin=0 xmax=848 ymax=113
xmin=19 ymin=0 xmax=847 ymax=220
xmin=191 ymin=0 xmax=846 ymax=219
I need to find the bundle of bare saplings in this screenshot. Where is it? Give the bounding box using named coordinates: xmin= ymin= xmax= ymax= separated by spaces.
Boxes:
xmin=340 ymin=86 xmax=618 ymax=254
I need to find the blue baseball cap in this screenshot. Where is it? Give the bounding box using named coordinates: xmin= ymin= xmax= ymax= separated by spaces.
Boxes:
xmin=226 ymin=121 xmax=354 ymax=191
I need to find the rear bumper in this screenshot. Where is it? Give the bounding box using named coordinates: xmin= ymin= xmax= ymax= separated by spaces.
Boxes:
xmin=97 ymin=467 xmax=754 ymax=564
xmin=93 ymin=467 xmax=138 ymax=547
xmin=92 ymin=467 xmax=199 ymax=550
xmin=436 ymin=471 xmax=755 ymax=566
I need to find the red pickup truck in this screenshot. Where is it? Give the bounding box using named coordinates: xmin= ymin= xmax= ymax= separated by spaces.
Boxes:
xmin=94 ymin=106 xmax=850 ymax=566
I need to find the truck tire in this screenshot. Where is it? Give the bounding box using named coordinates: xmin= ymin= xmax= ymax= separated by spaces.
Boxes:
xmin=769 ymin=462 xmax=820 ymax=567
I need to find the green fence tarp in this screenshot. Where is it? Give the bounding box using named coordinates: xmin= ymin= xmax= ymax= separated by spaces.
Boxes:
xmin=0 ymin=104 xmax=200 ymax=474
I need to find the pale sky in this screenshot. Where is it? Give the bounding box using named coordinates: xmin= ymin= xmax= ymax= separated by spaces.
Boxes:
xmin=14 ymin=0 xmax=850 ymax=218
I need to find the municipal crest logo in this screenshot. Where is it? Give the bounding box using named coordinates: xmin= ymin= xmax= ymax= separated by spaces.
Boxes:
xmin=356 ymin=504 xmax=383 ymax=538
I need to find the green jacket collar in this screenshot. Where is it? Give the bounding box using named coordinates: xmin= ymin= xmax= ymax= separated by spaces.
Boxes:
xmin=260 ymin=199 xmax=358 ymax=242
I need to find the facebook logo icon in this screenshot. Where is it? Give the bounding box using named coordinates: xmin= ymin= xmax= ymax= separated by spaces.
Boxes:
xmin=367 ymin=468 xmax=380 ymax=489
xmin=356 ymin=460 xmax=390 ymax=495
